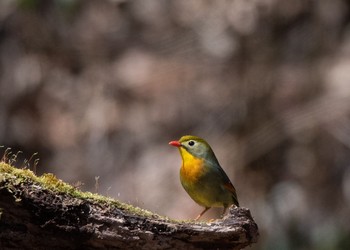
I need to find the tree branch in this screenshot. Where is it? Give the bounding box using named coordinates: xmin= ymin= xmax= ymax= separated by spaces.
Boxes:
xmin=0 ymin=163 xmax=258 ymax=249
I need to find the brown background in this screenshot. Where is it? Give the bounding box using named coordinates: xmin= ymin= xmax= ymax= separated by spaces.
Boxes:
xmin=1 ymin=0 xmax=350 ymax=249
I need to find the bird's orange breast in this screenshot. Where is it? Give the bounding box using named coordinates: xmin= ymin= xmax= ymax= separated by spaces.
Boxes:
xmin=179 ymin=148 xmax=206 ymax=183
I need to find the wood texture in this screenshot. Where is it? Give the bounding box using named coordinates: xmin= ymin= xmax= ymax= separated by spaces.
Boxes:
xmin=0 ymin=171 xmax=258 ymax=250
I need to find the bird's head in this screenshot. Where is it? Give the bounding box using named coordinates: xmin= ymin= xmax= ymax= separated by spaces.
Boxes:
xmin=169 ymin=135 xmax=217 ymax=162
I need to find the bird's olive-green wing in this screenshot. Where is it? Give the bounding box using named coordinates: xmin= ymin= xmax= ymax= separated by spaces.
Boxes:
xmin=204 ymin=158 xmax=239 ymax=207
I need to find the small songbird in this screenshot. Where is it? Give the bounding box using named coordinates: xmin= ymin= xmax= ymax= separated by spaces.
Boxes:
xmin=169 ymin=135 xmax=239 ymax=220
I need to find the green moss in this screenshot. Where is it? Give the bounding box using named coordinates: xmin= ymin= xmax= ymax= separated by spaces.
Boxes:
xmin=0 ymin=162 xmax=161 ymax=219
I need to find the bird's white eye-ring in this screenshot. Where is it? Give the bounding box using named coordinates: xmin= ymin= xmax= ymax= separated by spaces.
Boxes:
xmin=188 ymin=140 xmax=195 ymax=146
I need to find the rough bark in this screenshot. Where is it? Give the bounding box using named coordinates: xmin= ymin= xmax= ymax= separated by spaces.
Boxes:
xmin=0 ymin=170 xmax=258 ymax=250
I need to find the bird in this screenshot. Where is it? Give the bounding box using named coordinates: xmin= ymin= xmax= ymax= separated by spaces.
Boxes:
xmin=169 ymin=135 xmax=239 ymax=220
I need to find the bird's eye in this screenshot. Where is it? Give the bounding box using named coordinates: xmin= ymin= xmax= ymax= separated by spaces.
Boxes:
xmin=188 ymin=140 xmax=195 ymax=146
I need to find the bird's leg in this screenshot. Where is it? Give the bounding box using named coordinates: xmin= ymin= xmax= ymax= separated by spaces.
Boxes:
xmin=221 ymin=205 xmax=228 ymax=219
xmin=194 ymin=207 xmax=210 ymax=221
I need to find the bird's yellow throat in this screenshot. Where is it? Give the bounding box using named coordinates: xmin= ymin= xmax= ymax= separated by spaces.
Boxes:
xmin=179 ymin=147 xmax=206 ymax=183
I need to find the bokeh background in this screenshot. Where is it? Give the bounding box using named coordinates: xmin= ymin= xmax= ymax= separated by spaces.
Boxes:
xmin=1 ymin=0 xmax=350 ymax=249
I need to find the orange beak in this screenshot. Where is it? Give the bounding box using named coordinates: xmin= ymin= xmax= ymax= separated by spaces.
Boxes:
xmin=169 ymin=140 xmax=181 ymax=147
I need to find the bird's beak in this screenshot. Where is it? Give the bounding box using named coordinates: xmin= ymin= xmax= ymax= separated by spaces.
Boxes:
xmin=169 ymin=140 xmax=181 ymax=147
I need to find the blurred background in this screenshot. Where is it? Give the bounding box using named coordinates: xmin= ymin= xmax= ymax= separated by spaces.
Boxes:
xmin=1 ymin=0 xmax=350 ymax=249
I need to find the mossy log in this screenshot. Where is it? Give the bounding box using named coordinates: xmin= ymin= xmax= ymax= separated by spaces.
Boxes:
xmin=0 ymin=163 xmax=258 ymax=249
